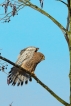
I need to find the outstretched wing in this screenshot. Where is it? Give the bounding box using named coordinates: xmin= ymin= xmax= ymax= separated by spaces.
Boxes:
xmin=16 ymin=46 xmax=39 ymax=65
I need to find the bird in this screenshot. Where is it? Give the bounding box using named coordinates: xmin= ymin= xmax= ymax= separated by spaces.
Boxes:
xmin=7 ymin=46 xmax=45 ymax=86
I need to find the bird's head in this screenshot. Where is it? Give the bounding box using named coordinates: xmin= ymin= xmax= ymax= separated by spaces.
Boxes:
xmin=35 ymin=52 xmax=45 ymax=63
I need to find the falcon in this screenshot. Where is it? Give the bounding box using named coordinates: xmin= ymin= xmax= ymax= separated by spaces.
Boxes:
xmin=7 ymin=46 xmax=45 ymax=86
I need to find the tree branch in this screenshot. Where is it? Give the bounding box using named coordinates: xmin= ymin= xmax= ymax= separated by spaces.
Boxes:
xmin=0 ymin=2 xmax=24 ymax=22
xmin=56 ymin=0 xmax=68 ymax=7
xmin=0 ymin=55 xmax=69 ymax=106
xmin=17 ymin=0 xmax=70 ymax=50
xmin=64 ymin=6 xmax=70 ymax=45
xmin=19 ymin=0 xmax=67 ymax=33
xmin=66 ymin=13 xmax=69 ymax=31
xmin=0 ymin=0 xmax=69 ymax=43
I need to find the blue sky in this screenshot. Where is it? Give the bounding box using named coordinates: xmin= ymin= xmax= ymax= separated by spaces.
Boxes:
xmin=0 ymin=0 xmax=69 ymax=106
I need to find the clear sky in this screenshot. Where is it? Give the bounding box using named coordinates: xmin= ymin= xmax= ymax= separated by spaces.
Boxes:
xmin=0 ymin=0 xmax=69 ymax=106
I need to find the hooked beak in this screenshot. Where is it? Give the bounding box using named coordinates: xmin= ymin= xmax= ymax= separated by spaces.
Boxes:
xmin=42 ymin=55 xmax=45 ymax=60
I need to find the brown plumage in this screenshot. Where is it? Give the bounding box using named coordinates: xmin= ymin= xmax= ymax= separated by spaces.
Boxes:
xmin=21 ymin=52 xmax=44 ymax=72
xmin=7 ymin=47 xmax=45 ymax=86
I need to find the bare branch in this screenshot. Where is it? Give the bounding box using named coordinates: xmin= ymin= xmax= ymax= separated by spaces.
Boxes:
xmin=0 ymin=0 xmax=68 ymax=37
xmin=67 ymin=0 xmax=70 ymax=7
xmin=56 ymin=0 xmax=68 ymax=7
xmin=18 ymin=0 xmax=70 ymax=44
xmin=66 ymin=12 xmax=69 ymax=31
xmin=1 ymin=4 xmax=24 ymax=23
xmin=0 ymin=0 xmax=24 ymax=22
xmin=0 ymin=55 xmax=69 ymax=106
xmin=20 ymin=0 xmax=67 ymax=32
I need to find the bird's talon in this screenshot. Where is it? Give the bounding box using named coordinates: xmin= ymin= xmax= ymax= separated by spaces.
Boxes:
xmin=31 ymin=72 xmax=35 ymax=76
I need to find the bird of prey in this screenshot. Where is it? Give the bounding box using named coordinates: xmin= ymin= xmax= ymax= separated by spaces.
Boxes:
xmin=7 ymin=46 xmax=45 ymax=86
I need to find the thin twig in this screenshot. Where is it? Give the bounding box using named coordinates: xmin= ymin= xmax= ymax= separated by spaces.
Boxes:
xmin=0 ymin=3 xmax=24 ymax=22
xmin=56 ymin=0 xmax=68 ymax=7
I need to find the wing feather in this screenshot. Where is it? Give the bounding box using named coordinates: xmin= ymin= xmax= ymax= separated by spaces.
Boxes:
xmin=8 ymin=66 xmax=31 ymax=86
xmin=16 ymin=47 xmax=39 ymax=65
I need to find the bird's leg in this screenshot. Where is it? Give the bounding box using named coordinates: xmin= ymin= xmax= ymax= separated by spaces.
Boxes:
xmin=31 ymin=71 xmax=36 ymax=76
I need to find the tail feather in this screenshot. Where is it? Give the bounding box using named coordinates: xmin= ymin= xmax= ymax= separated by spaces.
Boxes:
xmin=25 ymin=80 xmax=28 ymax=84
xmin=8 ymin=74 xmax=12 ymax=78
xmin=9 ymin=69 xmax=12 ymax=73
xmin=21 ymin=81 xmax=23 ymax=86
xmin=20 ymin=75 xmax=24 ymax=86
xmin=17 ymin=79 xmax=21 ymax=86
xmin=12 ymin=82 xmax=16 ymax=86
xmin=29 ymin=77 xmax=32 ymax=81
xmin=12 ymin=74 xmax=19 ymax=86
xmin=14 ymin=76 xmax=18 ymax=85
xmin=10 ymin=79 xmax=12 ymax=83
xmin=17 ymin=82 xmax=20 ymax=86
xmin=7 ymin=66 xmax=32 ymax=86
